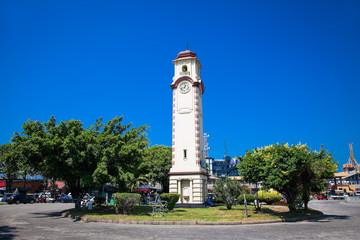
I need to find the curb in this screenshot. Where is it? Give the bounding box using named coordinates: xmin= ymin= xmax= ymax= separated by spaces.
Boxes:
xmin=61 ymin=212 xmax=324 ymax=225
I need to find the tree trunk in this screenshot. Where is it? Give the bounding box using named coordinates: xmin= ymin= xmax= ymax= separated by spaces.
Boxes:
xmin=255 ymin=192 xmax=261 ymax=211
xmin=23 ymin=177 xmax=26 ymax=192
xmin=6 ymin=179 xmax=13 ymax=192
xmin=287 ymin=197 xmax=297 ymax=212
xmin=162 ymin=181 xmax=169 ymax=193
xmin=68 ymin=180 xmax=82 ymax=209
xmin=303 ymin=194 xmax=309 ymax=211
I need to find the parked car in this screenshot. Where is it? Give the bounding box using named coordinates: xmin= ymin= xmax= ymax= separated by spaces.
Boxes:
xmin=59 ymin=195 xmax=73 ymax=203
xmin=317 ymin=193 xmax=328 ymax=200
xmin=38 ymin=193 xmax=56 ymax=203
xmin=1 ymin=193 xmax=13 ymax=202
xmin=1 ymin=193 xmax=14 ymax=202
xmin=8 ymin=194 xmax=36 ymax=204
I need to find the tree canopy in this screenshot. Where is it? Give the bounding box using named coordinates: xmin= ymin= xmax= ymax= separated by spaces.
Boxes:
xmin=10 ymin=116 xmax=149 ymax=199
xmin=139 ymin=145 xmax=172 ymax=192
xmin=1 ymin=144 xmax=22 ymax=190
xmin=237 ymin=143 xmax=337 ymax=212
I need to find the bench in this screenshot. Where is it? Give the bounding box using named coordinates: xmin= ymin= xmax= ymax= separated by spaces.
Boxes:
xmin=149 ymin=194 xmax=167 ymax=217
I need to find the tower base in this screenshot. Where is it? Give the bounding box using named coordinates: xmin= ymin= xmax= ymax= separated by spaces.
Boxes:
xmin=169 ymin=173 xmax=208 ymax=204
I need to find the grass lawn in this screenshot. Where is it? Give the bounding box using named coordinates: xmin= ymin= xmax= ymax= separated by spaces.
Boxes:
xmin=67 ymin=204 xmax=322 ymax=222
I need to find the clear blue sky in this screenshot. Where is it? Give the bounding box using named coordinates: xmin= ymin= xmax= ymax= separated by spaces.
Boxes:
xmin=1 ymin=1 xmax=359 ymax=171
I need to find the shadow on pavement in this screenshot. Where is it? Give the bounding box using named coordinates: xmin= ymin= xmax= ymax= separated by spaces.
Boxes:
xmin=0 ymin=225 xmax=18 ymax=240
xmin=306 ymin=214 xmax=350 ymax=223
xmin=30 ymin=211 xmax=66 ymax=218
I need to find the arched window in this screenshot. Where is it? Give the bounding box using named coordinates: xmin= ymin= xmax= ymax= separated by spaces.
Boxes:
xmin=182 ymin=65 xmax=187 ymax=72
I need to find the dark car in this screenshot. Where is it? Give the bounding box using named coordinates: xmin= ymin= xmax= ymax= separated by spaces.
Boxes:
xmin=8 ymin=194 xmax=36 ymax=204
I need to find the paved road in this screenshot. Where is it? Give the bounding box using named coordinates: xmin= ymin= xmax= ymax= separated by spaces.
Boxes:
xmin=0 ymin=200 xmax=359 ymax=240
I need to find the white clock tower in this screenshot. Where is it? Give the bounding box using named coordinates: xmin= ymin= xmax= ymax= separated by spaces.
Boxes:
xmin=169 ymin=49 xmax=208 ymax=204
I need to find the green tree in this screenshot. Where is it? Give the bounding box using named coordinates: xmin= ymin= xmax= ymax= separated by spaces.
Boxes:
xmin=238 ymin=143 xmax=337 ymax=212
xmin=139 ymin=145 xmax=172 ymax=193
xmin=12 ymin=117 xmax=99 ymax=199
xmin=0 ymin=144 xmax=20 ymax=191
xmin=11 ymin=115 xmax=149 ymax=200
xmin=213 ymin=178 xmax=244 ymax=210
xmin=300 ymin=149 xmax=337 ymax=210
xmin=0 ymin=143 xmax=34 ymax=191
xmin=92 ymin=116 xmax=149 ymax=192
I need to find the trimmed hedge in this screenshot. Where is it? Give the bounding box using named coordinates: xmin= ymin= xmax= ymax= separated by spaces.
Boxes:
xmin=257 ymin=190 xmax=282 ymax=205
xmin=237 ymin=194 xmax=255 ymax=205
xmin=160 ymin=193 xmax=180 ymax=211
xmin=112 ymin=193 xmax=141 ymax=214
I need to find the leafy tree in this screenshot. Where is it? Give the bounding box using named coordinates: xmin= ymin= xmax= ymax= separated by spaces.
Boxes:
xmin=0 ymin=143 xmax=34 ymax=191
xmin=11 ymin=116 xmax=149 ymax=201
xmin=139 ymin=145 xmax=172 ymax=192
xmin=92 ymin=116 xmax=149 ymax=192
xmin=12 ymin=117 xmax=99 ymax=199
xmin=92 ymin=161 xmax=111 ymax=187
xmin=300 ymin=149 xmax=337 ymax=210
xmin=238 ymin=143 xmax=337 ymax=212
xmin=213 ymin=178 xmax=245 ymax=210
xmin=0 ymin=144 xmax=18 ymax=180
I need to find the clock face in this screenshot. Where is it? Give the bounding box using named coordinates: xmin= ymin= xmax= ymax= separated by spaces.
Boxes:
xmin=179 ymin=81 xmax=191 ymax=94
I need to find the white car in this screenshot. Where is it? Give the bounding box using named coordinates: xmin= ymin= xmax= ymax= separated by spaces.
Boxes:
xmin=38 ymin=193 xmax=56 ymax=203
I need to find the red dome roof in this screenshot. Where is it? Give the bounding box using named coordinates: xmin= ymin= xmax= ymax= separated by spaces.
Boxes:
xmin=175 ymin=50 xmax=197 ymax=60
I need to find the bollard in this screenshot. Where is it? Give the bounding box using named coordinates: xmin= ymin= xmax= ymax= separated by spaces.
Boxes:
xmin=244 ymin=194 xmax=248 ymax=217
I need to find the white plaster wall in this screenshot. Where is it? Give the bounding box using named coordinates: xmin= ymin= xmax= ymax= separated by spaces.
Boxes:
xmin=171 ymin=86 xmax=198 ymax=172
xmin=173 ymin=58 xmax=201 ymax=81
xmin=169 ymin=52 xmax=207 ymax=203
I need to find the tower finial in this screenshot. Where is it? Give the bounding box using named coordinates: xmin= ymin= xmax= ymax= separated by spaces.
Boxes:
xmin=186 ymin=41 xmax=189 ymax=50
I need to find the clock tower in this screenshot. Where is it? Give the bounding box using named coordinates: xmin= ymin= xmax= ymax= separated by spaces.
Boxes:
xmin=169 ymin=49 xmax=208 ymax=204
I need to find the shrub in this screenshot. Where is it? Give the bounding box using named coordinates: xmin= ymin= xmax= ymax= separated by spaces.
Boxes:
xmin=237 ymin=194 xmax=255 ymax=205
xmin=243 ymin=185 xmax=251 ymax=194
xmin=257 ymin=190 xmax=282 ymax=205
xmin=213 ymin=178 xmax=244 ymax=210
xmin=160 ymin=193 xmax=180 ymax=211
xmin=94 ymin=196 xmax=106 ymax=206
xmin=112 ymin=193 xmax=141 ymax=214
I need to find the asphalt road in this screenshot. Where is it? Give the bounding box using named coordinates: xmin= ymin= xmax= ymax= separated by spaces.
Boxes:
xmin=0 ymin=200 xmax=359 ymax=240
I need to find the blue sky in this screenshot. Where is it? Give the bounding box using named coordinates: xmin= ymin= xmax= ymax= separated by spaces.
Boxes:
xmin=1 ymin=0 xmax=359 ymax=171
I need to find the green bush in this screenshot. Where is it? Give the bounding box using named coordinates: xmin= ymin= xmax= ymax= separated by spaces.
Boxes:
xmin=94 ymin=196 xmax=106 ymax=206
xmin=213 ymin=179 xmax=244 ymax=210
xmin=237 ymin=194 xmax=255 ymax=205
xmin=160 ymin=193 xmax=180 ymax=211
xmin=243 ymin=185 xmax=251 ymax=194
xmin=112 ymin=193 xmax=141 ymax=214
xmin=257 ymin=190 xmax=282 ymax=205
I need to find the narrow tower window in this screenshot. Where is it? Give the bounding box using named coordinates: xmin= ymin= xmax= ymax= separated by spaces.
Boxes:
xmin=183 ymin=149 xmax=187 ymax=159
xmin=182 ymin=65 xmax=187 ymax=72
